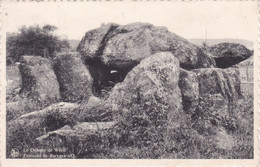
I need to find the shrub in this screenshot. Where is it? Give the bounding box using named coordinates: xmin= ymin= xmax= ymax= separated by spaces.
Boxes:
xmin=6 ymin=25 xmax=70 ymax=65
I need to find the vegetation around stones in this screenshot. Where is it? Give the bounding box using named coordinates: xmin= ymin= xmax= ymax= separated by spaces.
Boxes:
xmin=6 ymin=23 xmax=254 ymax=159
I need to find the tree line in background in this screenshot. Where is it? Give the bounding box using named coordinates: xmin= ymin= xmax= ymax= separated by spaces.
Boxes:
xmin=6 ymin=24 xmax=71 ymax=65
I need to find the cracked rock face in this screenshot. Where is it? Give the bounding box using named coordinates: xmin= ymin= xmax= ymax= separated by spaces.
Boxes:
xmin=77 ymin=23 xmax=119 ymax=61
xmin=192 ymin=67 xmax=242 ymax=118
xmin=179 ymin=66 xmax=241 ymax=115
xmin=193 ymin=67 xmax=241 ymax=103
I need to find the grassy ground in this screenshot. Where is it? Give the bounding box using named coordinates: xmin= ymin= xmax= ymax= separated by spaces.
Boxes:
xmin=6 ymin=93 xmax=253 ymax=159
xmin=73 ymin=94 xmax=254 ymax=159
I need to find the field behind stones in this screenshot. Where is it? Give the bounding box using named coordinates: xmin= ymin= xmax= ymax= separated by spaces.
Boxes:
xmin=6 ymin=22 xmax=254 ymax=159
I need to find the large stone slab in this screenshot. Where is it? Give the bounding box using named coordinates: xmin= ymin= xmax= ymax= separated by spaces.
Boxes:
xmin=103 ymin=52 xmax=184 ymax=147
xmin=19 ymin=56 xmax=60 ymax=102
xmin=193 ymin=67 xmax=241 ymax=103
xmin=78 ymin=22 xmax=216 ymax=71
xmin=77 ymin=23 xmax=216 ymax=96
xmin=77 ymin=23 xmax=119 ymax=60
xmin=53 ymin=52 xmax=93 ymax=102
xmin=209 ymin=43 xmax=253 ymax=68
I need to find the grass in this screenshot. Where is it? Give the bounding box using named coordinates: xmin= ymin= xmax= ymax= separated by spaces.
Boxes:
xmin=6 ymin=90 xmax=254 ymax=159
xmin=6 ymin=96 xmax=61 ymax=121
xmin=99 ymin=94 xmax=253 ymax=159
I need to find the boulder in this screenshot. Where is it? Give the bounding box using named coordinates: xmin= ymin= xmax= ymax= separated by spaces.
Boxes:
xmin=77 ymin=23 xmax=119 ymax=60
xmin=105 ymin=52 xmax=184 ymax=146
xmin=180 ymin=66 xmax=241 ymax=115
xmin=77 ymin=23 xmax=215 ymax=97
xmin=77 ymin=23 xmax=216 ymax=95
xmin=6 ymin=64 xmax=22 ymax=102
xmin=209 ymin=43 xmax=253 ymax=68
xmin=7 ymin=102 xmax=79 ymax=155
xmin=192 ymin=67 xmax=241 ymax=118
xmin=185 ymin=67 xmax=242 ymax=156
xmin=101 ymin=23 xmax=154 ymax=70
xmin=78 ymin=22 xmax=215 ymax=71
xmin=18 ymin=56 xmax=60 ymax=103
xmin=193 ymin=67 xmax=241 ymax=102
xmin=102 ymin=23 xmax=215 ymax=70
xmin=53 ymin=52 xmax=93 ymax=102
xmin=179 ymin=69 xmax=199 ymax=113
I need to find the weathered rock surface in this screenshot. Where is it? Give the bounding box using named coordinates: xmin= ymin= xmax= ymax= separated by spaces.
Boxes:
xmin=77 ymin=23 xmax=119 ymax=61
xmin=78 ymin=22 xmax=215 ymax=71
xmin=77 ymin=101 xmax=113 ymax=123
xmin=179 ymin=69 xmax=199 ymax=113
xmin=6 ymin=64 xmax=22 ymax=103
xmin=179 ymin=66 xmax=241 ymax=115
xmin=103 ymin=52 xmax=184 ymax=146
xmin=209 ymin=43 xmax=253 ymax=68
xmin=103 ymin=23 xmax=215 ymax=70
xmin=53 ymin=52 xmax=93 ymax=102
xmin=194 ymin=67 xmax=241 ymax=102
xmin=178 ymin=67 xmax=241 ymax=152
xmin=18 ymin=56 xmax=60 ymax=102
xmin=198 ymin=93 xmax=229 ymax=117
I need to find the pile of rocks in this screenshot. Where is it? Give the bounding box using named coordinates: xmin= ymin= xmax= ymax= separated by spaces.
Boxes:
xmin=6 ymin=22 xmax=253 ymax=158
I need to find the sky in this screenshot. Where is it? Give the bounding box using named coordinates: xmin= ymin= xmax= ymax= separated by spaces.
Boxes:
xmin=3 ymin=1 xmax=258 ymax=41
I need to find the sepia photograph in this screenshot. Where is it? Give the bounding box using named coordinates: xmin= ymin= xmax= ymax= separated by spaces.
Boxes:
xmin=1 ymin=1 xmax=258 ymax=166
